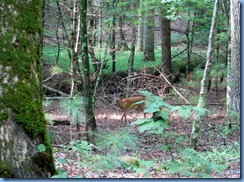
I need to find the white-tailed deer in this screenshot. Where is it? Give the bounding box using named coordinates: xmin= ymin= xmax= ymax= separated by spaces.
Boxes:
xmin=114 ymin=94 xmax=146 ymax=125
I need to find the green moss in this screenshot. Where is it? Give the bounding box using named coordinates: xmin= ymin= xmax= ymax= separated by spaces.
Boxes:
xmin=0 ymin=160 xmax=15 ymax=178
xmin=1 ymin=81 xmax=45 ymax=138
xmin=31 ymin=151 xmax=57 ymax=176
xmin=0 ymin=111 xmax=9 ymax=123
xmin=0 ymin=1 xmax=44 ymax=138
xmin=0 ymin=1 xmax=56 ymax=176
xmin=43 ymin=129 xmax=57 ymax=175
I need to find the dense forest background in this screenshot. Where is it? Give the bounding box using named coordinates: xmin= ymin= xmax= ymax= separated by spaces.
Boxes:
xmin=0 ymin=0 xmax=240 ymax=178
xmin=41 ymin=0 xmax=240 ymax=178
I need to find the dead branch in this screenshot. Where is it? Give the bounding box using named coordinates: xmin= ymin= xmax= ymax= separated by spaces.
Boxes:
xmin=43 ymin=84 xmax=69 ymax=97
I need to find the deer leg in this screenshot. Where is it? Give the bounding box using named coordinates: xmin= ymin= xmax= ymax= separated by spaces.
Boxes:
xmin=124 ymin=113 xmax=127 ymax=126
xmin=121 ymin=112 xmax=126 ymax=126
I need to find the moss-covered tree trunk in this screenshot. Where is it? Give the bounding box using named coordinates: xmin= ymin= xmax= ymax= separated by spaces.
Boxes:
xmin=80 ymin=0 xmax=97 ymax=144
xmin=0 ymin=1 xmax=56 ymax=178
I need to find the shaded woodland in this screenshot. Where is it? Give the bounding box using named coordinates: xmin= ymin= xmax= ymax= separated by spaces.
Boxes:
xmin=0 ymin=0 xmax=240 ymax=178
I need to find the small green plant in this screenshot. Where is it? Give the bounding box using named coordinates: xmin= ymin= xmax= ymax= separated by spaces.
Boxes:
xmin=163 ymin=148 xmax=227 ymax=178
xmin=50 ymin=65 xmax=64 ymax=75
xmin=189 ymin=95 xmax=199 ymax=105
xmin=227 ymin=110 xmax=240 ymax=123
xmin=131 ymin=91 xmax=230 ymax=178
xmin=51 ymin=140 xmax=92 ymax=178
xmin=51 ymin=169 xmax=68 ymax=178
xmin=192 ymin=68 xmax=204 ymax=81
xmin=52 ymin=130 xmax=139 ymax=175
xmin=89 ymin=154 xmax=125 ymax=171
xmin=70 ymin=140 xmax=93 ymax=157
xmin=131 ymin=90 xmax=207 ymax=134
xmin=132 ymin=159 xmax=155 ymax=177
xmin=60 ymin=95 xmax=85 ymax=125
xmin=37 ymin=144 xmax=46 ymax=152
xmin=188 ymin=80 xmax=199 ymax=88
xmin=210 ymin=63 xmax=227 ymax=79
xmin=60 ymin=95 xmax=85 ymax=140
xmin=202 ymin=143 xmax=240 ymax=164
xmin=217 ymin=120 xmax=240 ymax=138
xmin=43 ymin=99 xmax=52 ymax=107
xmin=51 ymin=158 xmax=68 ymax=178
xmin=97 ymin=129 xmax=138 ymax=156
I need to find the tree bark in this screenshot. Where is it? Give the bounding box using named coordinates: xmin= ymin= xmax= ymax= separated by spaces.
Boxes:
xmin=160 ymin=16 xmax=172 ymax=76
xmin=227 ymin=0 xmax=240 ymax=124
xmin=70 ymin=0 xmax=79 ymax=96
xmin=137 ymin=0 xmax=144 ymax=52
xmin=0 ymin=1 xmax=56 ymax=177
xmin=126 ymin=7 xmax=136 ymax=97
xmin=142 ymin=8 xmax=155 ymax=61
xmin=185 ymin=10 xmax=195 ymax=77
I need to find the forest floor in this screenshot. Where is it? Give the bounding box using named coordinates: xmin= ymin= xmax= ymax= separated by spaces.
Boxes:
xmin=44 ymin=78 xmax=240 ymax=179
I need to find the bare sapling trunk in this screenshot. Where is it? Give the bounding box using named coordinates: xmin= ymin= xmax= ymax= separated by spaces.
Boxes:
xmin=190 ymin=0 xmax=219 ymax=149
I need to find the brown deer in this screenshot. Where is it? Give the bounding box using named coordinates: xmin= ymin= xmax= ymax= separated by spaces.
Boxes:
xmin=114 ymin=94 xmax=146 ymax=125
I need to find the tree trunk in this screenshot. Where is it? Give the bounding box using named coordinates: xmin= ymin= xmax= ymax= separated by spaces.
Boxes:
xmin=227 ymin=0 xmax=240 ymax=125
xmin=137 ymin=0 xmax=144 ymax=52
xmin=80 ymin=0 xmax=97 ymax=144
xmin=70 ymin=0 xmax=79 ymax=96
xmin=142 ymin=8 xmax=155 ymax=62
xmin=185 ymin=10 xmax=195 ymax=77
xmin=190 ymin=0 xmax=219 ymax=149
xmin=88 ymin=0 xmax=99 ymax=74
xmin=117 ymin=16 xmax=130 ymax=51
xmin=160 ymin=16 xmax=172 ymax=76
xmin=98 ymin=0 xmax=103 ymax=50
xmin=0 ymin=1 xmax=56 ymax=177
xmin=126 ymin=11 xmax=136 ymax=97
xmin=110 ymin=0 xmax=116 ymax=73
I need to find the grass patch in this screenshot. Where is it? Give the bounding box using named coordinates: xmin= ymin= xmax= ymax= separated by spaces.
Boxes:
xmin=43 ymin=45 xmax=162 ymax=74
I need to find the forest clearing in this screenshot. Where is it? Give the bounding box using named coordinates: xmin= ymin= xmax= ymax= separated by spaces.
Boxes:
xmin=0 ymin=0 xmax=240 ymax=179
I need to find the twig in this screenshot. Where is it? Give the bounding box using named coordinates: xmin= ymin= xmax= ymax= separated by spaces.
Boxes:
xmin=43 ymin=74 xmax=55 ymax=83
xmin=154 ymin=67 xmax=190 ymax=104
xmin=43 ymin=84 xmax=69 ymax=97
xmin=44 ymin=107 xmax=58 ymax=113
xmin=225 ymin=157 xmax=240 ymax=162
